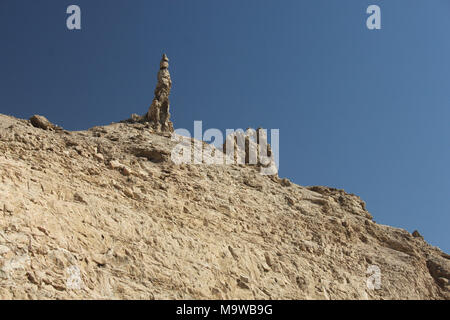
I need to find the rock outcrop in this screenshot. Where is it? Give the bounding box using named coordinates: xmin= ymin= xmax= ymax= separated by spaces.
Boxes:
xmin=0 ymin=112 xmax=448 ymax=300
xmin=144 ymin=54 xmax=174 ymax=133
xmin=29 ymin=115 xmax=59 ymax=131
xmin=123 ymin=54 xmax=174 ymax=134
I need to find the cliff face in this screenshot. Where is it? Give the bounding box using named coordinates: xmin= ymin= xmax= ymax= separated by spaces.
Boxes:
xmin=0 ymin=113 xmax=448 ymax=300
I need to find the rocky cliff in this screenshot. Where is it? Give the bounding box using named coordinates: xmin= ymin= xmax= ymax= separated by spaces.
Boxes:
xmin=0 ymin=112 xmax=448 ymax=300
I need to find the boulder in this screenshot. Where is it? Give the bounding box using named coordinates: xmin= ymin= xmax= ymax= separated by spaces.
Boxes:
xmin=30 ymin=115 xmax=54 ymax=130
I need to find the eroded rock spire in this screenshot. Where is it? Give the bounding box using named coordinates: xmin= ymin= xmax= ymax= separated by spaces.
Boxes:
xmin=145 ymin=54 xmax=174 ymax=133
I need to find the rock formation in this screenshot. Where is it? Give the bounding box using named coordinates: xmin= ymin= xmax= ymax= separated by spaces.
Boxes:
xmin=0 ymin=113 xmax=448 ymax=299
xmin=145 ymin=54 xmax=174 ymax=133
xmin=123 ymin=54 xmax=174 ymax=134
xmin=29 ymin=115 xmax=60 ymax=131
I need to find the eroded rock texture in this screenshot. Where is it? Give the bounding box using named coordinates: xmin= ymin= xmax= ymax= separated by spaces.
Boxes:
xmin=0 ymin=113 xmax=448 ymax=300
xmin=145 ymin=54 xmax=174 ymax=133
xmin=123 ymin=54 xmax=174 ymax=134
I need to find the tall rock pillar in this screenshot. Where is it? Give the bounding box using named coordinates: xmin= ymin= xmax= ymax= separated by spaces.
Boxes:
xmin=145 ymin=54 xmax=174 ymax=133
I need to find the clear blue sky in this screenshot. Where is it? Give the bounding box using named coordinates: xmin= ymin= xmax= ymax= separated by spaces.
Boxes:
xmin=1 ymin=1 xmax=449 ymax=253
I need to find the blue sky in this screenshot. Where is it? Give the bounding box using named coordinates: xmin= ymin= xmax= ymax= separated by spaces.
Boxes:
xmin=0 ymin=1 xmax=449 ymax=253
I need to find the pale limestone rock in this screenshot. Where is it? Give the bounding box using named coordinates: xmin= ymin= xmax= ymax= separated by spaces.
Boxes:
xmin=94 ymin=153 xmax=104 ymax=161
xmin=121 ymin=166 xmax=132 ymax=176
xmin=109 ymin=160 xmax=123 ymax=170
xmin=0 ymin=245 xmax=10 ymax=255
xmin=0 ymin=113 xmax=448 ymax=300
xmin=3 ymin=203 xmax=13 ymax=213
